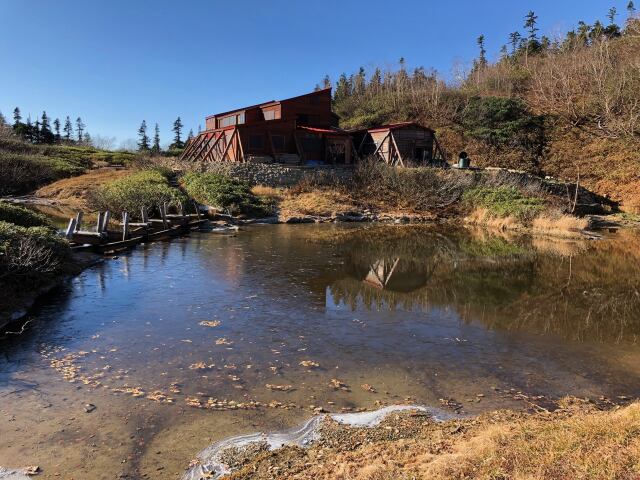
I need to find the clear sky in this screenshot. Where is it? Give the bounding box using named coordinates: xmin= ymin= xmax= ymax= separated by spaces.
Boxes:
xmin=0 ymin=0 xmax=632 ymax=147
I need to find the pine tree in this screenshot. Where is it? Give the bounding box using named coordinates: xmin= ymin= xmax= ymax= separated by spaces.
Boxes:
xmin=525 ymin=11 xmax=539 ymax=41
xmin=172 ymin=117 xmax=184 ymax=148
xmin=13 ymin=107 xmax=22 ymax=127
xmin=628 ymin=1 xmax=636 ymax=14
xmin=75 ymin=117 xmax=85 ymax=142
xmin=40 ymin=111 xmax=54 ymax=144
xmin=187 ymin=129 xmax=194 ymax=141
xmin=53 ymin=118 xmax=61 ymax=142
xmin=608 ymin=6 xmax=617 ymax=24
xmin=322 ymin=75 xmax=331 ymax=89
xmin=508 ymin=31 xmax=521 ymax=55
xmin=63 ymin=116 xmax=73 ymax=141
xmin=83 ymin=132 xmax=92 ymax=146
xmin=152 ymin=123 xmax=161 ymax=153
xmin=477 ymin=35 xmax=488 ymax=68
xmin=34 ymin=119 xmax=42 ymax=144
xmin=138 ymin=120 xmax=150 ymax=151
xmin=499 ymin=44 xmax=509 ymax=60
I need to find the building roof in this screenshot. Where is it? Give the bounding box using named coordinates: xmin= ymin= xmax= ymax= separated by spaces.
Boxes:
xmin=297 ymin=125 xmax=350 ymax=135
xmin=205 ymin=88 xmax=332 ymax=120
xmin=349 ymin=122 xmax=435 ymax=134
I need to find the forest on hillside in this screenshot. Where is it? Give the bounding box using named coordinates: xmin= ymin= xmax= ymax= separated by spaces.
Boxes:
xmin=323 ymin=6 xmax=640 ymax=210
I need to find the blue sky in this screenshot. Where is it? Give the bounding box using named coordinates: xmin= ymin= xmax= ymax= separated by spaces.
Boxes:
xmin=0 ymin=0 xmax=632 ymax=147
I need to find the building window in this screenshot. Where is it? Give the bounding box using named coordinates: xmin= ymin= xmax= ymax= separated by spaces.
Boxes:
xmin=220 ymin=115 xmax=236 ymax=128
xmin=249 ymin=134 xmax=264 ymax=149
xmin=237 ymin=112 xmax=245 ymax=124
xmin=271 ymin=134 xmax=285 ymax=151
xmin=263 ymin=110 xmax=276 ymax=121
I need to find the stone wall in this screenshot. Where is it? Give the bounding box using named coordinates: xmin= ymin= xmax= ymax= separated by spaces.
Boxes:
xmin=203 ymin=162 xmax=354 ymax=187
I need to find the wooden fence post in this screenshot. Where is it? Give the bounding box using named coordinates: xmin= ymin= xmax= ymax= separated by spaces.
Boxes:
xmin=122 ymin=212 xmax=130 ymax=241
xmin=96 ymin=212 xmax=104 ymax=233
xmin=161 ymin=203 xmax=168 ymax=229
xmin=74 ymin=211 xmax=83 ymax=232
xmin=65 ymin=218 xmax=77 ymax=239
xmin=101 ymin=211 xmax=111 ymax=233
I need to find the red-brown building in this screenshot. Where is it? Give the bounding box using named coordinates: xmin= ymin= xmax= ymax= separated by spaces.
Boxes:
xmin=181 ymin=88 xmax=355 ymax=165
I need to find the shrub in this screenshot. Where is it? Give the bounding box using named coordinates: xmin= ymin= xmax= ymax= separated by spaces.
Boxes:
xmin=463 ymin=186 xmax=546 ymax=220
xmin=89 ymin=169 xmax=186 ymax=217
xmin=181 ymin=171 xmax=270 ymax=216
xmin=0 ymin=201 xmax=54 ymax=228
xmin=0 ymin=221 xmax=69 ymax=281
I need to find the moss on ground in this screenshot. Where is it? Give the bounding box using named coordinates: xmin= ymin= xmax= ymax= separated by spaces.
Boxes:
xmin=463 ymin=186 xmax=546 ymax=221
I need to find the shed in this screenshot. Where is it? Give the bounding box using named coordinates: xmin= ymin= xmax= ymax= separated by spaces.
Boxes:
xmin=352 ymin=122 xmax=447 ymax=166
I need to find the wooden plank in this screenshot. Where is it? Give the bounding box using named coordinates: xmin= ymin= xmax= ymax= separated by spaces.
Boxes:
xmin=372 ymin=131 xmax=390 ymax=162
xmin=203 ymin=133 xmax=224 ymax=162
xmin=390 ymin=132 xmax=405 ymax=167
xmin=96 ymin=212 xmax=104 ymax=233
xmin=220 ymin=128 xmax=236 ymax=162
xmin=102 ymin=211 xmax=111 ymax=233
xmin=141 ymin=207 xmax=148 ymax=223
xmin=74 ymin=211 xmax=83 ymax=232
xmin=160 ymin=203 xmax=169 ymax=229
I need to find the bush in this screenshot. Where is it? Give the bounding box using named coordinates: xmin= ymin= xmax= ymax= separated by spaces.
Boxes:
xmin=89 ymin=169 xmax=186 ymax=217
xmin=0 ymin=201 xmax=54 ymax=228
xmin=0 ymin=221 xmax=69 ymax=281
xmin=463 ymin=186 xmax=546 ymax=220
xmin=181 ymin=171 xmax=270 ymax=216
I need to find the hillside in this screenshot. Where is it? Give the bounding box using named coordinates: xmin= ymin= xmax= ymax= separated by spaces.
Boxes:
xmin=330 ymin=16 xmax=640 ymax=212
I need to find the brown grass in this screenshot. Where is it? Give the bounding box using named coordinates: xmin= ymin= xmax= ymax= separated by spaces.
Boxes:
xmin=278 ymin=189 xmax=358 ymax=219
xmin=35 ymin=168 xmax=130 ymax=210
xmin=229 ymin=400 xmax=640 ymax=480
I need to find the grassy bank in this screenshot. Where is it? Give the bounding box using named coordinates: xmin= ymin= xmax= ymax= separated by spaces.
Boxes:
xmin=0 ymin=137 xmax=137 ymax=196
xmin=224 ymin=399 xmax=640 ymax=480
xmin=0 ymin=202 xmax=72 ymax=322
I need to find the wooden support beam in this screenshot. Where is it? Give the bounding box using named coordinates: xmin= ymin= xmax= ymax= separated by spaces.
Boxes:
xmin=203 ymin=133 xmax=224 ymax=162
xmin=390 ymin=132 xmax=405 ymax=167
xmin=74 ymin=211 xmax=83 ymax=232
xmin=101 ymin=211 xmax=111 ymax=233
xmin=65 ymin=218 xmax=77 ymax=239
xmin=237 ymin=130 xmax=245 ymax=162
xmin=372 ymin=132 xmax=391 ymax=162
xmin=122 ymin=212 xmax=130 ymax=241
xmin=220 ymin=128 xmax=236 ymax=162
xmin=96 ymin=212 xmax=104 ymax=233
xmin=191 ymin=133 xmax=212 ymax=162
xmin=141 ymin=207 xmax=148 ymax=223
xmin=160 ymin=203 xmax=168 ymax=229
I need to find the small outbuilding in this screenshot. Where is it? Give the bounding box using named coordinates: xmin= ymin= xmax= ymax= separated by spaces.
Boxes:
xmin=352 ymin=122 xmax=447 ymax=166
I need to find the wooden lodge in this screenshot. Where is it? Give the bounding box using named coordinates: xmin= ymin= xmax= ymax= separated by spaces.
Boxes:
xmin=180 ymin=89 xmax=445 ymax=167
xmin=180 ymin=88 xmax=355 ymax=166
xmin=351 ymin=122 xmax=446 ymax=167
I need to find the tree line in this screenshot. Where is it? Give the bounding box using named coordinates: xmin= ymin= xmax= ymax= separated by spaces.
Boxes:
xmin=1 ymin=107 xmax=91 ymax=145
xmin=136 ymin=117 xmax=194 ymax=153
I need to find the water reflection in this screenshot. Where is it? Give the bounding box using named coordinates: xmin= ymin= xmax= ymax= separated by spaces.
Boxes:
xmin=325 ymin=226 xmax=640 ymax=344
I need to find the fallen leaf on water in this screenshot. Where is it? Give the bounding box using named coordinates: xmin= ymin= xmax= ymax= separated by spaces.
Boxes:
xmin=299 ymin=360 xmax=319 ymax=368
xmin=330 ymin=378 xmax=350 ymax=391
xmin=199 ymin=320 xmax=221 ymax=328
xmin=189 ymin=362 xmax=214 ymax=370
xmin=215 ymin=338 xmax=232 ymax=345
xmin=266 ymin=384 xmax=293 ymax=391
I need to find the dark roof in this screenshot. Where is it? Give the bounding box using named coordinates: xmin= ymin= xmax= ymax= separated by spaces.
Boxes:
xmin=348 ymin=122 xmax=435 ymax=134
xmin=297 ymin=125 xmax=350 ymax=135
xmin=205 ymin=88 xmax=332 ymax=120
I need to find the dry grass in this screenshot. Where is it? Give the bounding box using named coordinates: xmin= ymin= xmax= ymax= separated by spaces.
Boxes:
xmin=230 ymin=401 xmax=640 ymax=480
xmin=35 ymin=168 xmax=130 ymax=210
xmin=278 ymin=189 xmax=358 ymax=219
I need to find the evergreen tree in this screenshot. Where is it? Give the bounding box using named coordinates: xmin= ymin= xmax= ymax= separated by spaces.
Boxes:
xmin=477 ymin=35 xmax=488 ymax=68
xmin=13 ymin=107 xmax=22 ymax=127
xmin=322 ymin=75 xmax=331 ymax=89
xmin=608 ymin=6 xmax=617 ymax=24
xmin=499 ymin=44 xmax=509 ymax=60
xmin=198 ymin=124 xmax=202 ymax=133
xmin=525 ymin=11 xmax=539 ymax=41
xmin=138 ymin=120 xmax=150 ymax=151
xmin=0 ymin=111 xmax=5 ymax=126
xmin=83 ymin=132 xmax=92 ymax=146
xmin=53 ymin=118 xmax=61 ymax=142
xmin=75 ymin=117 xmax=85 ymax=142
xmin=508 ymin=31 xmax=521 ymax=54
xmin=40 ymin=111 xmax=54 ymax=144
xmin=152 ymin=123 xmax=161 ymax=153
xmin=187 ymin=129 xmax=194 ymax=141
xmin=63 ymin=116 xmax=73 ymax=141
xmin=34 ymin=119 xmax=42 ymax=144
xmin=172 ymin=117 xmax=184 ymax=148
xmin=369 ymin=67 xmax=382 ymax=93
xmin=628 ymin=1 xmax=636 ymax=14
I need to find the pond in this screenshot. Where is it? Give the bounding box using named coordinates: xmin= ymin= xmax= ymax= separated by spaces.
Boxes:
xmin=1 ymin=224 xmax=639 ymax=479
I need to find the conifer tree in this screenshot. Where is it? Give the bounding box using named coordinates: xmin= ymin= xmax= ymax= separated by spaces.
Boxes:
xmin=322 ymin=75 xmax=331 ymax=89
xmin=53 ymin=118 xmax=61 ymax=142
xmin=525 ymin=11 xmax=539 ymax=41
xmin=13 ymin=107 xmax=21 ymax=127
xmin=83 ymin=132 xmax=92 ymax=146
xmin=477 ymin=35 xmax=488 ymax=67
xmin=0 ymin=111 xmax=5 ymax=126
xmin=138 ymin=120 xmax=149 ymax=151
xmin=75 ymin=117 xmax=85 ymax=142
xmin=508 ymin=31 xmax=521 ymax=54
xmin=40 ymin=111 xmax=54 ymax=144
xmin=187 ymin=129 xmax=194 ymax=141
xmin=172 ymin=117 xmax=184 ymax=148
xmin=628 ymin=1 xmax=636 ymax=14
xmin=63 ymin=116 xmax=73 ymax=141
xmin=152 ymin=123 xmax=161 ymax=153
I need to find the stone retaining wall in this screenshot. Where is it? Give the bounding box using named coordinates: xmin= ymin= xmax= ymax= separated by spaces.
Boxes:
xmin=203 ymin=162 xmax=354 ymax=187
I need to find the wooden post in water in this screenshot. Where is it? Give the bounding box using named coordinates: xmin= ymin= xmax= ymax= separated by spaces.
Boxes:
xmin=160 ymin=203 xmax=168 ymax=229
xmin=141 ymin=207 xmax=148 ymax=224
xmin=178 ymin=203 xmax=184 ymax=216
xmin=122 ymin=212 xmax=130 ymax=241
xmin=96 ymin=212 xmax=104 ymax=233
xmin=65 ymin=218 xmax=77 ymax=239
xmin=193 ymin=200 xmax=201 ymax=219
xmin=74 ymin=211 xmax=83 ymax=232
xmin=101 ymin=211 xmax=111 ymax=233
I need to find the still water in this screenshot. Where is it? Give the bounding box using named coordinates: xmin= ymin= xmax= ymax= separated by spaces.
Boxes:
xmin=1 ymin=224 xmax=639 ymax=478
